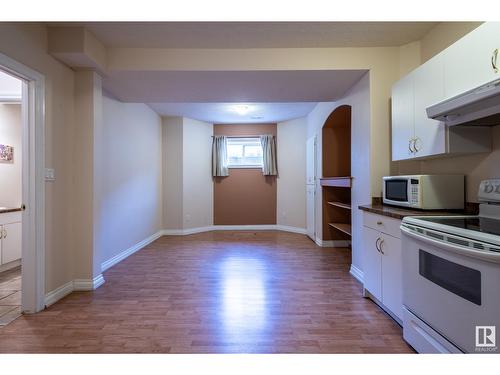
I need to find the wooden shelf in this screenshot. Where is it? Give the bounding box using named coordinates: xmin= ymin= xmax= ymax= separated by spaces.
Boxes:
xmin=327 ymin=201 xmax=351 ymax=210
xmin=320 ymin=177 xmax=352 ymax=188
xmin=328 ymin=223 xmax=352 ymax=236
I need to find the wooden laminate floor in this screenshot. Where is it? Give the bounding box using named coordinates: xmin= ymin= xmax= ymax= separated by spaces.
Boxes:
xmin=0 ymin=231 xmax=413 ymax=353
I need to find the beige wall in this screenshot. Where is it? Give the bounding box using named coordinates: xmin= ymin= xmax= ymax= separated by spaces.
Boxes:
xmin=307 ymin=73 xmax=371 ymax=272
xmin=98 ymin=94 xmax=163 ymax=266
xmin=277 ymin=117 xmax=307 ymax=229
xmin=163 ymin=117 xmax=183 ymax=229
xmin=0 ymin=23 xmax=76 ymax=292
xmin=163 ymin=116 xmax=213 ymax=230
xmin=182 ymin=117 xmax=213 ymax=229
xmin=420 ymin=22 xmax=483 ymax=63
xmin=0 ymin=104 xmax=22 ymax=208
xmin=393 ymin=22 xmax=498 ymax=202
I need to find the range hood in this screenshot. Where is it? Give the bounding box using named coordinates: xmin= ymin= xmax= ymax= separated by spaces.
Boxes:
xmin=427 ymin=79 xmax=500 ymax=126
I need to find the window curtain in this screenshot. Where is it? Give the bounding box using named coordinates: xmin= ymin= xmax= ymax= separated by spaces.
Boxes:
xmin=260 ymin=134 xmax=278 ymax=176
xmin=212 ymin=135 xmax=229 ymax=177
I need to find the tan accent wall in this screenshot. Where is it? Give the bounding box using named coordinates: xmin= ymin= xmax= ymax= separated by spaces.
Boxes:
xmin=213 ymin=124 xmax=277 ymax=225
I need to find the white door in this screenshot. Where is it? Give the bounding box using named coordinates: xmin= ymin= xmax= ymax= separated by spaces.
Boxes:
xmin=362 ymin=226 xmax=382 ymax=301
xmin=306 ymin=185 xmax=315 ymax=241
xmin=306 ymin=136 xmax=316 ymax=185
xmin=391 ymin=74 xmax=415 ymax=161
xmin=380 ymin=233 xmax=403 ymax=320
xmin=1 ymin=222 xmax=22 ymax=264
xmin=444 ymin=22 xmax=500 ymax=99
xmin=413 ymin=54 xmax=447 ymax=158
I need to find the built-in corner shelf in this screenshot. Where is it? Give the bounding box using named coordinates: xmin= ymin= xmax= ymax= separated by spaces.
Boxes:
xmin=328 ymin=223 xmax=352 ymax=236
xmin=327 ymin=201 xmax=351 ymax=210
xmin=320 ymin=177 xmax=352 ymax=188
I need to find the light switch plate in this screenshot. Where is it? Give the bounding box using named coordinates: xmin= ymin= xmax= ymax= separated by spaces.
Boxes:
xmin=45 ymin=168 xmax=55 ymax=182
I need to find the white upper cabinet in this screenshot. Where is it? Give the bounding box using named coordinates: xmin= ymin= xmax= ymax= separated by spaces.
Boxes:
xmin=444 ymin=22 xmax=500 ymax=99
xmin=391 ymin=22 xmax=496 ymax=161
xmin=413 ymin=54 xmax=446 ymax=158
xmin=391 ymin=74 xmax=414 ymax=161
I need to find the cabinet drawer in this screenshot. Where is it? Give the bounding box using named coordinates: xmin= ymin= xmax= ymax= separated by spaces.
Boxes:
xmin=363 ymin=212 xmax=402 ymax=239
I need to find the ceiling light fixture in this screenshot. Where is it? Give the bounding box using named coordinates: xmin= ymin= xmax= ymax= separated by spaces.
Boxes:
xmin=232 ymin=104 xmax=251 ymax=115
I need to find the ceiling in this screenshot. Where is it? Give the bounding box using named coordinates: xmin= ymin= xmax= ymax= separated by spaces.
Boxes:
xmin=73 ymin=22 xmax=437 ymax=49
xmin=148 ymin=102 xmax=318 ymax=124
xmin=104 ymin=70 xmax=367 ymax=103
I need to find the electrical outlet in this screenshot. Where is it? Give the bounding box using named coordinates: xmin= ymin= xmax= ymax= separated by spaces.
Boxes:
xmin=45 ymin=168 xmax=55 ymax=182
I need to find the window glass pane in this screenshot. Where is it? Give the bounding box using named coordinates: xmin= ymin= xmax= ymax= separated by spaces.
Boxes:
xmin=226 ymin=137 xmax=263 ymax=167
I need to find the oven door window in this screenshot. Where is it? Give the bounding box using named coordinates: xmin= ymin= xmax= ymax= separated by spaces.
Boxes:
xmin=385 ymin=179 xmax=408 ymax=202
xmin=419 ymin=250 xmax=481 ymax=305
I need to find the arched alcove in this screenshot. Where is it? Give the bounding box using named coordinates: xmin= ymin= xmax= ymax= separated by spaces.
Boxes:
xmin=321 ymin=105 xmax=352 ymax=242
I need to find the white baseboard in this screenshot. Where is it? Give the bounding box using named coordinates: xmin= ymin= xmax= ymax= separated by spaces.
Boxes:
xmin=349 ymin=264 xmax=364 ymax=284
xmin=101 ymin=230 xmax=163 ymax=272
xmin=275 ymin=225 xmax=307 ymax=235
xmin=162 ymin=225 xmax=307 ymax=235
xmin=74 ymin=274 xmax=105 ymax=291
xmin=0 ymin=259 xmax=21 ymax=273
xmin=44 ymin=280 xmax=74 ymax=307
xmin=45 ymin=274 xmax=105 ymax=307
xmin=315 ymin=238 xmax=351 ymax=247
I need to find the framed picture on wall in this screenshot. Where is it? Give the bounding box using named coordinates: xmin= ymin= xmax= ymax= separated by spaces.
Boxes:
xmin=0 ymin=144 xmax=14 ymax=162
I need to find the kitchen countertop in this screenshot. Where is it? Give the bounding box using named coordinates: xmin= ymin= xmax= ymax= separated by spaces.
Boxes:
xmin=358 ymin=199 xmax=477 ymax=220
xmin=0 ymin=207 xmax=22 ymax=214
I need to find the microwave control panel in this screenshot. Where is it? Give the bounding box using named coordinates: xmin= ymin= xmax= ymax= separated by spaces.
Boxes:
xmin=410 ymin=179 xmax=419 ymax=205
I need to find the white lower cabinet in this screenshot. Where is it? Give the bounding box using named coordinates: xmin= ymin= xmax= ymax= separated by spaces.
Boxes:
xmin=362 ymin=212 xmax=403 ymax=321
xmin=0 ymin=212 xmax=22 ymax=266
xmin=1 ymin=221 xmax=22 ymax=264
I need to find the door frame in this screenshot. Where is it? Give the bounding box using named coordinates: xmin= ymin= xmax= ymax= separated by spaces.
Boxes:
xmin=0 ymin=52 xmax=46 ymax=313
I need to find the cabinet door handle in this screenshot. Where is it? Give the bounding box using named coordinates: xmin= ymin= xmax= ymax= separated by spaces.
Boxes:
xmin=492 ymin=48 xmax=499 ymax=73
xmin=2 ymin=229 xmax=6 ymax=239
xmin=414 ymin=137 xmax=421 ymax=152
xmin=0 ymin=228 xmax=2 ymax=239
xmin=379 ymin=239 xmax=385 ymax=254
xmin=375 ymin=237 xmax=381 ymax=252
xmin=408 ymin=139 xmax=413 ymax=153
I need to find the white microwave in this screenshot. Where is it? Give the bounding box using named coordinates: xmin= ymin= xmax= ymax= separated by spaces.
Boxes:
xmin=382 ymin=175 xmax=465 ymax=210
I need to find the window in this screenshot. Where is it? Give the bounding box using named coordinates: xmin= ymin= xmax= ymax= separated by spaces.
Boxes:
xmin=226 ymin=137 xmax=263 ymax=168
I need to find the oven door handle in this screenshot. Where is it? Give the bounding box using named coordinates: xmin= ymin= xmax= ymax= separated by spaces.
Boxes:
xmin=401 ymin=225 xmax=500 ymax=264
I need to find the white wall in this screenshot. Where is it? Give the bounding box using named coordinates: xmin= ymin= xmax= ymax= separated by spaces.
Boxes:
xmin=98 ymin=95 xmax=163 ymax=266
xmin=0 ymin=104 xmax=22 ymax=208
xmin=182 ymin=117 xmax=213 ymax=229
xmin=307 ymin=73 xmax=371 ymax=274
xmin=0 ymin=71 xmax=22 ymax=100
xmin=277 ymin=117 xmax=307 ymax=229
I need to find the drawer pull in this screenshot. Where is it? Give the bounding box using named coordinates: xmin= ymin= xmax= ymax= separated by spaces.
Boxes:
xmin=377 ymin=221 xmax=383 ymax=225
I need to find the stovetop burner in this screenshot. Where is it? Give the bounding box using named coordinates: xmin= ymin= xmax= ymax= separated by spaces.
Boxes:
xmin=418 ymin=216 xmax=500 ymax=236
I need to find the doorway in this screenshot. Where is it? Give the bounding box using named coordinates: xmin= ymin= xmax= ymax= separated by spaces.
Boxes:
xmin=0 ymin=70 xmax=23 ymax=325
xmin=0 ymin=52 xmax=45 ymax=319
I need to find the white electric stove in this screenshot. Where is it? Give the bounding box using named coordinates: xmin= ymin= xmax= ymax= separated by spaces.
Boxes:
xmin=400 ymin=179 xmax=500 ymax=354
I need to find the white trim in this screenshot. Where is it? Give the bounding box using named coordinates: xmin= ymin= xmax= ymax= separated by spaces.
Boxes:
xmin=275 ymin=225 xmax=307 ymax=235
xmin=0 ymin=259 xmax=21 ymax=273
xmin=73 ymin=274 xmax=105 ymax=291
xmin=101 ymin=230 xmax=163 ymax=272
xmin=349 ymin=264 xmax=364 ymax=284
xmin=162 ymin=225 xmax=308 ymax=236
xmin=212 ymin=225 xmax=276 ymax=231
xmin=315 ymin=237 xmax=351 ymax=247
xmin=0 ymin=52 xmax=46 ymax=314
xmin=44 ymin=280 xmax=73 ymax=307
xmin=44 ymin=274 xmax=105 ymax=307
